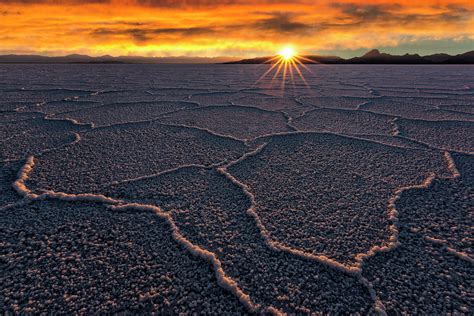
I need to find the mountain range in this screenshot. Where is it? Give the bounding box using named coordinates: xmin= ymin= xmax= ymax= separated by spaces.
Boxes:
xmin=0 ymin=54 xmax=236 ymax=64
xmin=225 ymin=49 xmax=474 ymax=64
xmin=0 ymin=49 xmax=473 ymax=64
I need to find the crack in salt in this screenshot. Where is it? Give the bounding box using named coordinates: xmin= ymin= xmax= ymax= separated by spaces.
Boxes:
xmin=6 ymin=121 xmax=469 ymax=315
xmin=216 ymin=138 xmax=466 ymax=314
xmin=8 ymin=155 xmax=270 ymax=315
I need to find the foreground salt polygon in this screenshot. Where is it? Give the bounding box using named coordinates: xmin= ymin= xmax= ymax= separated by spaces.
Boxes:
xmin=1 ymin=64 xmax=473 ymax=314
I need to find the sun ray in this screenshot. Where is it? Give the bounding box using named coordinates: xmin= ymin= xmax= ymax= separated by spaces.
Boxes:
xmin=288 ymin=59 xmax=295 ymax=87
xmin=271 ymin=59 xmax=286 ymax=86
xmin=297 ymin=55 xmax=319 ymax=64
xmin=256 ymin=56 xmax=283 ymax=84
xmin=293 ymin=56 xmax=313 ymax=74
xmin=263 ymin=55 xmax=282 ymax=64
xmin=290 ymin=58 xmax=309 ymax=87
xmin=256 ymin=46 xmax=313 ymax=90
xmin=281 ymin=59 xmax=288 ymax=90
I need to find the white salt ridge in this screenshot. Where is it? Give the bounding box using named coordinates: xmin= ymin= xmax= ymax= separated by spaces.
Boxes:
xmin=12 ymin=156 xmax=39 ymax=200
xmin=44 ymin=114 xmax=96 ymax=128
xmin=353 ymin=172 xmax=437 ymax=269
xmin=8 ymin=155 xmax=269 ymax=314
xmin=158 ymin=104 xmax=295 ymax=140
xmin=19 ymin=100 xmax=103 ymax=116
xmin=359 ymin=150 xmax=469 ymax=313
xmin=443 ymin=151 xmax=461 ymax=178
xmin=107 ymin=162 xmax=224 ymax=186
xmin=297 ymin=96 xmax=370 ymax=110
xmin=53 ymin=101 xmax=200 ymax=127
xmin=221 ymin=151 xmax=437 ymax=314
xmin=233 ymin=96 xmax=312 ymax=118
xmin=10 ymin=150 xmax=368 ymax=315
xmin=360 ymin=99 xmax=474 ymax=122
xmin=3 ymin=65 xmax=472 ymax=314
xmin=224 ymin=135 xmax=462 ymax=269
xmin=25 ymin=121 xmax=247 ymax=194
xmin=189 ymin=91 xmax=265 ymax=106
xmin=108 ymin=203 xmax=261 ymax=313
xmin=424 ymin=151 xmax=474 ymax=264
xmin=0 ymin=110 xmax=87 ymax=162
xmin=389 ymin=117 xmax=400 ymax=136
xmin=250 ymin=129 xmax=438 ymax=154
xmin=217 ymin=165 xmax=359 ymax=275
xmin=0 ymin=199 xmax=32 ymax=211
xmin=218 ymin=143 xmax=389 ymax=313
xmin=1 ymin=131 xmax=82 ymax=165
xmin=157 ymin=122 xmax=246 ymax=143
xmin=102 ymin=165 xmax=373 ymax=313
xmin=292 ymin=108 xmax=394 ymax=136
xmin=347 ymin=134 xmax=430 ymax=150
xmin=397 ymin=118 xmax=474 ymax=154
xmin=221 ymin=131 xmax=465 ymax=313
xmin=12 ymin=156 xmax=117 ymax=204
xmin=445 ymin=247 xmax=474 ymax=264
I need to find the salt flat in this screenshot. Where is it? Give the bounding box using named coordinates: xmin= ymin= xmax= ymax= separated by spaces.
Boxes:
xmin=1 ymin=64 xmax=473 ymax=314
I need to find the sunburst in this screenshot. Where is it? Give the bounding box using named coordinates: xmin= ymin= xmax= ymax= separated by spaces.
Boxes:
xmin=256 ymin=46 xmax=315 ymax=89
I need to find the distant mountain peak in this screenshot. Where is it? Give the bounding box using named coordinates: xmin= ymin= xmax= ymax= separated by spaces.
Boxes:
xmin=65 ymin=54 xmax=90 ymax=58
xmin=363 ymin=49 xmax=382 ymax=57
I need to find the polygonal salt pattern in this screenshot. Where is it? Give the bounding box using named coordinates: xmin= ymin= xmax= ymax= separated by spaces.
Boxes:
xmin=1 ymin=64 xmax=473 ymax=314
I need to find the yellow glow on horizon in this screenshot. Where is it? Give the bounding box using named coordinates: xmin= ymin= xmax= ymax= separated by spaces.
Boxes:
xmin=257 ymin=46 xmax=314 ymax=90
xmin=0 ymin=1 xmax=473 ymax=57
xmin=279 ymin=46 xmax=296 ymax=61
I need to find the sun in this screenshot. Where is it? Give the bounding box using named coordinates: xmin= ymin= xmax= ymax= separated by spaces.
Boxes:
xmin=279 ymin=46 xmax=296 ymax=61
xmin=256 ymin=45 xmax=315 ymax=89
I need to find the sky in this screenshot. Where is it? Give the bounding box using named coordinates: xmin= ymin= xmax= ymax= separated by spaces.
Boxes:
xmin=1 ymin=0 xmax=473 ymax=58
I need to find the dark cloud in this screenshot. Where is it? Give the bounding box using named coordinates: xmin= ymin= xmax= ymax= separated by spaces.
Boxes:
xmin=0 ymin=0 xmax=241 ymax=3
xmin=402 ymin=5 xmax=471 ymax=24
xmin=331 ymin=3 xmax=399 ymax=21
xmin=90 ymin=21 xmax=149 ymax=26
xmin=150 ymin=27 xmax=216 ymax=35
xmin=1 ymin=0 xmax=288 ymax=3
xmin=0 ymin=0 xmax=109 ymax=3
xmin=135 ymin=0 xmax=261 ymax=8
xmin=332 ymin=2 xmax=472 ymax=26
xmin=91 ymin=26 xmax=217 ymax=42
xmin=253 ymin=12 xmax=313 ymax=34
xmin=1 ymin=10 xmax=21 ymax=15
xmin=435 ymin=4 xmax=472 ymax=22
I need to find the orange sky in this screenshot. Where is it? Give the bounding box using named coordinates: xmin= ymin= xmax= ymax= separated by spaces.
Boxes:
xmin=1 ymin=0 xmax=473 ymax=57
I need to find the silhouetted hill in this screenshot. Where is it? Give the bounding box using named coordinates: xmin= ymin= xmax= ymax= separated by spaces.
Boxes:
xmin=362 ymin=49 xmax=383 ymax=58
xmin=444 ymin=51 xmax=474 ymax=64
xmin=347 ymin=49 xmax=429 ymax=64
xmin=227 ymin=55 xmax=345 ymax=64
xmin=225 ymin=50 xmax=474 ymax=64
xmin=424 ymin=53 xmax=452 ymax=63
xmin=0 ymin=54 xmax=236 ymax=64
xmin=1 ymin=50 xmax=473 ymax=64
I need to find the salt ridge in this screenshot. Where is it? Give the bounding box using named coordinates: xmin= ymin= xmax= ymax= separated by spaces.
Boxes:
xmin=8 ymin=155 xmax=273 ymax=315
xmin=3 ymin=77 xmax=472 ymax=314
xmin=216 ymin=138 xmax=467 ymax=314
